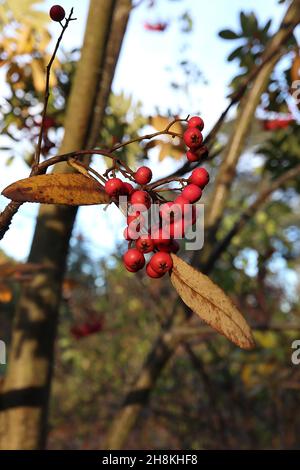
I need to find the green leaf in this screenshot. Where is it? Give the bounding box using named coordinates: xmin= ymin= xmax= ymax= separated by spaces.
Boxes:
xmin=262 ymin=19 xmax=272 ymax=34
xmin=228 ymin=46 xmax=244 ymax=62
xmin=218 ymin=29 xmax=240 ymax=40
xmin=240 ymin=11 xmax=258 ymax=36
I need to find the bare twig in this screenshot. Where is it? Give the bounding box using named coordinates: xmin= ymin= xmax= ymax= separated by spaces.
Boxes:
xmin=33 ymin=8 xmax=76 ymax=168
xmin=152 ymin=21 xmax=297 ymax=183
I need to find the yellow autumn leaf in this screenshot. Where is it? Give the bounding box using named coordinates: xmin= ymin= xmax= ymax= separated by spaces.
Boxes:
xmin=2 ymin=174 xmax=110 ymax=206
xmin=170 ymin=254 xmax=255 ymax=350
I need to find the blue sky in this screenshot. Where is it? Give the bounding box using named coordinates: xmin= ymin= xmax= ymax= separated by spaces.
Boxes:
xmin=0 ymin=0 xmax=294 ymax=261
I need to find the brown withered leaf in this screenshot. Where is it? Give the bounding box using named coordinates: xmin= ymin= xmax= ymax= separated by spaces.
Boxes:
xmin=170 ymin=255 xmax=255 ymax=350
xmin=2 ymin=174 xmax=110 ymax=205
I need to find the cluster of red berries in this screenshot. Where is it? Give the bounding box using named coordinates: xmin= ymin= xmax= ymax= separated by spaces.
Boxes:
xmin=183 ymin=116 xmax=208 ymax=162
xmin=49 ymin=5 xmax=65 ymax=22
xmin=103 ymin=116 xmax=210 ymax=279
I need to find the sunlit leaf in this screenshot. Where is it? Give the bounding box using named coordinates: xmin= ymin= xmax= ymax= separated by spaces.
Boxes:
xmin=2 ymin=174 xmax=110 ymax=205
xmin=170 ymin=255 xmax=255 ymax=349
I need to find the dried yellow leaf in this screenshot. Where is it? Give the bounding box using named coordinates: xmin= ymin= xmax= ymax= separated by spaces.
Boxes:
xmin=170 ymin=254 xmax=255 ymax=350
xmin=2 ymin=174 xmax=110 ymax=206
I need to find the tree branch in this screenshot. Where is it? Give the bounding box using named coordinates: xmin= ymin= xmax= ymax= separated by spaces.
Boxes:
xmin=204 ymin=163 xmax=300 ymax=272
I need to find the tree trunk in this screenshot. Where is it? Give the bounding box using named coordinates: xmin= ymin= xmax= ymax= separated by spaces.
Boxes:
xmin=0 ymin=0 xmax=127 ymax=450
xmin=103 ymin=0 xmax=300 ymax=450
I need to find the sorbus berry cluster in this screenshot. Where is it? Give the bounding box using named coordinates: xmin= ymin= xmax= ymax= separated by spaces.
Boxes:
xmin=183 ymin=116 xmax=208 ymax=162
xmin=102 ymin=116 xmax=210 ymax=279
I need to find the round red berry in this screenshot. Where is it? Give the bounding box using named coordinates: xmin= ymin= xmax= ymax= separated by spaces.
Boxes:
xmin=122 ymin=182 xmax=134 ymax=195
xmin=173 ymin=195 xmax=190 ymax=211
xmin=149 ymin=252 xmax=173 ymax=274
xmin=159 ymin=201 xmax=173 ymax=219
xmin=136 ymin=235 xmax=154 ymax=253
xmin=49 ymin=5 xmax=65 ymax=22
xmin=151 ymin=228 xmax=171 ymax=246
xmin=134 ymin=166 xmax=152 ymax=185
xmin=183 ymin=128 xmax=203 ymax=149
xmin=188 ymin=168 xmax=209 ymax=188
xmin=158 ymin=239 xmax=180 ymax=253
xmin=105 ymin=178 xmax=124 ymax=198
xmin=125 ymin=264 xmax=139 ymax=273
xmin=182 ymin=184 xmax=202 ymax=203
xmin=160 ymin=201 xmax=181 ymax=223
xmin=123 ymin=248 xmax=145 ymax=272
xmin=123 ymin=227 xmax=132 ymax=241
xmin=146 ymin=263 xmax=164 ymax=278
xmin=130 ymin=190 xmax=151 ymax=209
xmin=169 ymin=219 xmax=185 ymax=238
xmin=188 ymin=116 xmax=204 ymax=131
xmin=186 ymin=150 xmax=200 ymax=162
xmin=127 ymin=212 xmax=145 ymax=229
xmin=158 ymin=240 xmax=180 ymax=253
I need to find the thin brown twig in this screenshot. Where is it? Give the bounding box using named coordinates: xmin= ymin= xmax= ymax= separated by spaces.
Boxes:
xmin=152 ymin=24 xmax=296 ymax=183
xmin=33 ymin=8 xmax=76 ymax=169
xmin=108 ymin=116 xmax=187 ymax=153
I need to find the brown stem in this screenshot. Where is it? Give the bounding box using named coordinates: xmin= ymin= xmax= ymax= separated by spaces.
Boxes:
xmin=0 ymin=202 xmax=23 ymax=240
xmin=151 ymin=19 xmax=298 ymax=185
xmin=109 ymin=116 xmax=186 ymax=152
xmin=33 ymin=8 xmax=76 ymax=168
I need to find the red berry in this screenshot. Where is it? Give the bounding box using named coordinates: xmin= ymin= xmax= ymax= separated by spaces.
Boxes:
xmin=149 ymin=252 xmax=173 ymax=274
xmin=186 ymin=146 xmax=208 ymax=162
xmin=182 ymin=184 xmax=202 ymax=203
xmin=123 ymin=227 xmax=133 ymax=241
xmin=188 ymin=168 xmax=209 ymax=188
xmin=151 ymin=227 xmax=171 ymax=246
xmin=173 ymin=195 xmax=190 ymax=211
xmin=188 ymin=116 xmax=204 ymax=131
xmin=130 ymin=190 xmax=151 ymax=209
xmin=183 ymin=128 xmax=203 ymax=149
xmin=158 ymin=239 xmax=180 ymax=253
xmin=136 ymin=235 xmax=154 ymax=253
xmin=186 ymin=150 xmax=200 ymax=162
xmin=123 ymin=248 xmax=145 ymax=272
xmin=134 ymin=166 xmax=152 ymax=185
xmin=189 ymin=168 xmax=209 ymax=189
xmin=122 ymin=182 xmax=134 ymax=195
xmin=124 ymin=223 xmax=141 ymax=240
xmin=125 ymin=264 xmax=139 ymax=273
xmin=146 ymin=263 xmax=165 ymax=278
xmin=49 ymin=5 xmax=65 ymax=22
xmin=169 ymin=220 xmax=185 ymax=238
xmin=156 ymin=242 xmax=171 ymax=252
xmin=127 ymin=212 xmax=145 ymax=228
xmin=160 ymin=201 xmax=181 ymax=223
xmin=105 ymin=178 xmax=124 ymax=198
